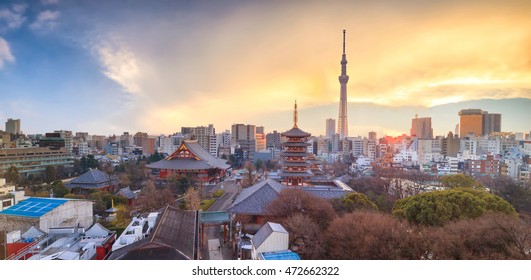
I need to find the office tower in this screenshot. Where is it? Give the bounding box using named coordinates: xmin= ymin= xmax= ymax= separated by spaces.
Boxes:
xmin=326 ymin=119 xmax=336 ymax=139
xmin=368 ymin=131 xmax=377 ymax=142
xmin=482 ymin=113 xmax=501 ymax=135
xmin=231 ymin=124 xmax=256 ymax=159
xmin=459 ymin=109 xmax=483 ymax=137
xmin=410 ymin=115 xmax=433 ymax=139
xmin=5 ymin=118 xmax=20 ymax=134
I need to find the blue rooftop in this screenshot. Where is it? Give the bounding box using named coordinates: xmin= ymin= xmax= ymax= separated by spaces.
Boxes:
xmin=260 ymin=250 xmax=301 ymax=260
xmin=0 ymin=197 xmax=69 ymax=218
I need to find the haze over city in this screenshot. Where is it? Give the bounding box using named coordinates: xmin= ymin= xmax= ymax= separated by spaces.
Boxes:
xmin=1 ymin=0 xmax=530 ymax=136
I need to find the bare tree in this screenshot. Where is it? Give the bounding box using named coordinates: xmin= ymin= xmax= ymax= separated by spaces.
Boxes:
xmin=184 ymin=187 xmax=201 ymax=210
xmin=134 ymin=181 xmax=175 ymax=213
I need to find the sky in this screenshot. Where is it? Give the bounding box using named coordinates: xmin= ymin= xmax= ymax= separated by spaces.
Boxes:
xmin=0 ymin=0 xmax=530 ymax=138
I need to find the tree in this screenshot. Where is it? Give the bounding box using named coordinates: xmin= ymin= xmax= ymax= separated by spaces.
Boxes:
xmin=282 ymin=214 xmax=323 ymax=259
xmin=323 ymin=212 xmax=425 ymax=259
xmin=134 ymin=181 xmax=175 ymax=213
xmin=480 ymin=176 xmax=531 ymax=213
xmin=348 ymin=176 xmax=395 ymax=212
xmin=50 ymin=181 xmax=70 ymax=198
xmin=242 ymin=161 xmax=256 ymax=187
xmin=254 ymin=159 xmax=264 ymax=172
xmin=441 ymin=174 xmax=483 ymax=190
xmin=110 ymin=204 xmax=132 ymax=228
xmin=267 ymin=188 xmax=336 ymax=229
xmin=44 ymin=166 xmax=57 ymax=183
xmin=392 ymin=188 xmax=516 ymax=226
xmin=331 ymin=192 xmax=378 ymax=215
xmin=171 ymin=174 xmax=194 ymax=194
xmin=183 ymin=187 xmax=201 ymax=210
xmin=5 ymin=166 xmax=20 ymax=185
xmin=426 ymin=213 xmax=531 ymax=259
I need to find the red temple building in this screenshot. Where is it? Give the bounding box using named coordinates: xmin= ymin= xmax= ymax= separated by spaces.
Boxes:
xmin=146 ymin=140 xmax=230 ymax=184
xmin=279 ymin=102 xmax=313 ymax=186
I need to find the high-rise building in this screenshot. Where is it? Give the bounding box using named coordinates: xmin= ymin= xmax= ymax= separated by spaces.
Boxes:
xmin=255 ymin=126 xmax=266 ymax=151
xmin=326 ymin=119 xmax=336 ymax=139
xmin=133 ymin=132 xmax=148 ymax=147
xmin=142 ymin=137 xmax=156 ymax=155
xmin=5 ymin=118 xmax=20 ymax=134
xmin=368 ymin=131 xmax=377 ymax=142
xmin=410 ymin=115 xmax=433 ymax=139
xmin=54 ymin=130 xmax=73 ymax=155
xmin=459 ymin=109 xmax=483 ymax=137
xmin=337 ymin=30 xmax=349 ymax=139
xmin=191 ymin=124 xmax=215 ymax=151
xmin=459 ymin=109 xmax=501 ymax=137
xmin=482 ymin=113 xmax=501 ymax=135
xmin=266 ymin=131 xmax=282 ymax=149
xmin=231 ymin=124 xmax=256 ymax=159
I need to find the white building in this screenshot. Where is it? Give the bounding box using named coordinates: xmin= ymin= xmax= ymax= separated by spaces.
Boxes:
xmin=112 ymin=212 xmax=159 ymax=251
xmin=0 ymin=197 xmax=93 ymax=233
xmin=251 ymin=222 xmax=289 ymax=260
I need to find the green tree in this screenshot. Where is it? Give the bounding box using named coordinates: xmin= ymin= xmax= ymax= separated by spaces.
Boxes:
xmin=392 ymin=188 xmax=516 ymax=226
xmin=441 ymin=174 xmax=483 ymax=190
xmin=50 ymin=181 xmax=70 ymax=198
xmin=332 ymin=192 xmax=378 ymax=215
xmin=44 ymin=166 xmax=57 ymax=183
xmin=110 ymin=204 xmax=132 ymax=228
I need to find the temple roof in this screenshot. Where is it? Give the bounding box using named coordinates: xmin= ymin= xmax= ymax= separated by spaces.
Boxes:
xmin=281 ymin=127 xmax=311 ymax=138
xmin=228 ymin=179 xmax=284 ymax=215
xmin=280 ymin=151 xmax=310 ymax=157
xmin=228 ymin=178 xmax=352 ymax=216
xmin=146 ymin=140 xmax=230 ymax=171
xmin=107 ymin=205 xmax=196 ymax=260
xmin=278 ymin=171 xmax=314 ymax=177
xmin=282 ymin=142 xmax=311 ymax=147
xmin=117 ymin=186 xmax=137 ymax=200
xmin=65 ymin=168 xmax=117 ymax=189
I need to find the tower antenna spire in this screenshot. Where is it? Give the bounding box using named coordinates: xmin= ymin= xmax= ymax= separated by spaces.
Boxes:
xmin=293 ymin=100 xmax=298 ymax=128
xmin=342 ymin=29 xmax=346 ymax=54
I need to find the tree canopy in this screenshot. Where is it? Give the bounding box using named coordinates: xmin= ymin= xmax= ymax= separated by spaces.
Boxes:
xmin=392 ymin=188 xmax=516 ymax=226
xmin=441 ymin=174 xmax=483 ymax=190
xmin=332 ymin=192 xmax=378 ymax=214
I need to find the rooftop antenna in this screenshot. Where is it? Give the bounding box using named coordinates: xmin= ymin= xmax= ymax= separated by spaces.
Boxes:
xmin=293 ymin=100 xmax=298 ymax=128
xmin=342 ymin=29 xmax=346 ymax=54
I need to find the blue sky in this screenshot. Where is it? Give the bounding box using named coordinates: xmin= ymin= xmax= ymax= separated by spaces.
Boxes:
xmin=1 ymin=0 xmax=530 ymax=137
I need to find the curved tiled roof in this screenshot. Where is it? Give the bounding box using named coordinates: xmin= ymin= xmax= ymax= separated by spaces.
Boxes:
xmin=228 ymin=179 xmax=285 ymax=215
xmin=146 ymin=140 xmax=230 ymax=171
xmin=65 ymin=168 xmax=116 ymax=189
xmin=281 ymin=127 xmax=311 ymax=137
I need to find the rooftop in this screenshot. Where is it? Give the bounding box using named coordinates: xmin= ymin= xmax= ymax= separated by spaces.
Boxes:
xmin=0 ymin=197 xmax=68 ymax=218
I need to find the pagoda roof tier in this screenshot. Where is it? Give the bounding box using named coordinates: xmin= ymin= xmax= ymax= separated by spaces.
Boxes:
xmin=280 ymin=152 xmax=310 ymax=157
xmin=147 ymin=140 xmax=230 ymax=171
xmin=281 ymin=127 xmax=311 ymax=138
xmin=280 ymin=161 xmax=312 ymax=167
xmin=282 ymin=142 xmax=311 ymax=147
xmin=278 ymin=171 xmax=314 ymax=177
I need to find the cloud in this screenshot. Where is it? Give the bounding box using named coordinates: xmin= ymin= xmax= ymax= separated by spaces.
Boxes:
xmin=0 ymin=4 xmax=27 ymax=31
xmin=0 ymin=36 xmax=14 ymax=69
xmin=94 ymin=40 xmax=143 ymax=96
xmin=41 ymin=0 xmax=59 ymax=5
xmin=30 ymin=10 xmax=60 ymax=30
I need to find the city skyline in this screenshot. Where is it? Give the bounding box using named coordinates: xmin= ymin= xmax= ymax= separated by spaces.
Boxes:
xmin=1 ymin=0 xmax=530 ymax=137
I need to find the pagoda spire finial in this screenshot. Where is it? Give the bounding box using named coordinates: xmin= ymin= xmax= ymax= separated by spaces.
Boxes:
xmin=293 ymin=100 xmax=298 ymax=128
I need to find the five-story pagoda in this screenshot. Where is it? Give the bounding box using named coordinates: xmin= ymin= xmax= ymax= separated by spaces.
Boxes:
xmin=279 ymin=101 xmax=313 ymax=186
